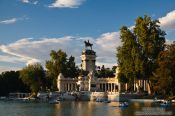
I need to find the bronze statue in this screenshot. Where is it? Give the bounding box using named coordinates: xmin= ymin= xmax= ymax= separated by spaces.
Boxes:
xmin=84 ymin=40 xmax=93 ymax=50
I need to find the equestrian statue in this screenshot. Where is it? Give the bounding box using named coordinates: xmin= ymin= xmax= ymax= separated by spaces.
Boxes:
xmin=84 ymin=40 xmax=93 ymax=50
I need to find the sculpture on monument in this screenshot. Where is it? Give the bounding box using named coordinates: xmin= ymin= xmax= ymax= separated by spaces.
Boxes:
xmin=84 ymin=40 xmax=93 ymax=50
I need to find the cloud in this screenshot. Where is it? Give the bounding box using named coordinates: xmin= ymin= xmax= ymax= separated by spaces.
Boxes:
xmin=95 ymin=32 xmax=121 ymax=67
xmin=49 ymin=0 xmax=85 ymax=8
xmin=0 ymin=37 xmax=83 ymax=67
xmin=159 ymin=10 xmax=175 ymax=31
xmin=0 ymin=18 xmax=17 ymax=24
xmin=21 ymin=0 xmax=30 ymax=3
xmin=0 ymin=33 xmax=121 ymax=72
xmin=0 ymin=55 xmax=25 ymax=63
xmin=2 ymin=10 xmax=175 ymax=73
xmin=0 ymin=16 xmax=28 ymax=25
xmin=21 ymin=0 xmax=38 ymax=5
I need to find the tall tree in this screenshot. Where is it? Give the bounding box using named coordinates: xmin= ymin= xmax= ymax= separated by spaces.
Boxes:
xmin=117 ymin=26 xmax=141 ymax=89
xmin=45 ymin=49 xmax=79 ymax=90
xmin=65 ymin=56 xmax=79 ymax=78
xmin=117 ymin=16 xmax=166 ymax=91
xmin=134 ymin=16 xmax=165 ymax=80
xmin=20 ymin=63 xmax=45 ymax=95
xmin=46 ymin=50 xmax=67 ymax=90
xmin=153 ymin=43 xmax=175 ymax=95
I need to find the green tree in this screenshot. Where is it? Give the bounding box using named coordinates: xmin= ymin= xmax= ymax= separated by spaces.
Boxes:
xmin=153 ymin=43 xmax=175 ymax=95
xmin=134 ymin=16 xmax=165 ymax=80
xmin=117 ymin=16 xmax=166 ymax=92
xmin=20 ymin=63 xmax=45 ymax=95
xmin=117 ymin=26 xmax=141 ymax=89
xmin=95 ymin=65 xmax=115 ymax=78
xmin=46 ymin=50 xmax=67 ymax=90
xmin=0 ymin=71 xmax=30 ymax=96
xmin=45 ymin=49 xmax=79 ymax=90
xmin=65 ymin=56 xmax=79 ymax=78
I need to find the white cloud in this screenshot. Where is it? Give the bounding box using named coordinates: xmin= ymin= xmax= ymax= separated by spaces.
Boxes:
xmin=49 ymin=0 xmax=85 ymax=8
xmin=0 ymin=18 xmax=17 ymax=24
xmin=0 ymin=55 xmax=25 ymax=63
xmin=95 ymin=32 xmax=121 ymax=67
xmin=159 ymin=10 xmax=175 ymax=31
xmin=33 ymin=1 xmax=38 ymax=5
xmin=21 ymin=0 xmax=38 ymax=5
xmin=26 ymin=59 xmax=41 ymax=66
xmin=0 ymin=16 xmax=28 ymax=25
xmin=0 ymin=33 xmax=121 ymax=72
xmin=21 ymin=0 xmax=30 ymax=3
xmin=2 ymin=10 xmax=175 ymax=72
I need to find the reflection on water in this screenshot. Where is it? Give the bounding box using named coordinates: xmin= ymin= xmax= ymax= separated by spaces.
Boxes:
xmin=0 ymin=101 xmax=174 ymax=116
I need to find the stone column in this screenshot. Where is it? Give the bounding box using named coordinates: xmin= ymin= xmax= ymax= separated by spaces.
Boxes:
xmin=118 ymin=83 xmax=121 ymax=92
xmin=68 ymin=83 xmax=70 ymax=91
xmin=110 ymin=83 xmax=112 ymax=92
xmin=125 ymin=83 xmax=128 ymax=91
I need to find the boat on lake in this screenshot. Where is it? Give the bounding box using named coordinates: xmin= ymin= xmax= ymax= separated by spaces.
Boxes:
xmin=49 ymin=99 xmax=60 ymax=104
xmin=160 ymin=100 xmax=170 ymax=107
xmin=119 ymin=102 xmax=129 ymax=107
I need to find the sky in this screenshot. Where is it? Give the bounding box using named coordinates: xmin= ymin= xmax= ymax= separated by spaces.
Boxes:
xmin=0 ymin=0 xmax=175 ymax=73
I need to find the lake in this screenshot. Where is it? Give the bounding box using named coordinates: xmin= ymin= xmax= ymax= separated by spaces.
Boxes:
xmin=0 ymin=100 xmax=174 ymax=116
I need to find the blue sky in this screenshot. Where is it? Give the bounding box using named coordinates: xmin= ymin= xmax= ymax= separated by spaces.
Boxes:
xmin=0 ymin=0 xmax=175 ymax=72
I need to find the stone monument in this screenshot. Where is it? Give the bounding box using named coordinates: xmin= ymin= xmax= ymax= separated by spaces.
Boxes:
xmin=81 ymin=40 xmax=96 ymax=72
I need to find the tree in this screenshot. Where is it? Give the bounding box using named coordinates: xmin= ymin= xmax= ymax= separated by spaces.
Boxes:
xmin=134 ymin=16 xmax=165 ymax=80
xmin=95 ymin=65 xmax=115 ymax=78
xmin=116 ymin=16 xmax=166 ymax=91
xmin=152 ymin=43 xmax=175 ymax=95
xmin=20 ymin=63 xmax=45 ymax=95
xmin=0 ymin=71 xmax=30 ymax=96
xmin=45 ymin=49 xmax=79 ymax=90
xmin=117 ymin=26 xmax=141 ymax=89
xmin=65 ymin=56 xmax=79 ymax=78
xmin=46 ymin=50 xmax=67 ymax=90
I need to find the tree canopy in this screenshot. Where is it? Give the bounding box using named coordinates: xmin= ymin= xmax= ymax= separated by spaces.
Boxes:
xmin=116 ymin=16 xmax=166 ymax=91
xmin=95 ymin=65 xmax=115 ymax=78
xmin=152 ymin=43 xmax=175 ymax=96
xmin=20 ymin=63 xmax=45 ymax=95
xmin=0 ymin=71 xmax=30 ymax=96
xmin=45 ymin=49 xmax=79 ymax=90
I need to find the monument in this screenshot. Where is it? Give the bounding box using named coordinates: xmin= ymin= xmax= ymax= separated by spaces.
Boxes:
xmin=81 ymin=40 xmax=96 ymax=72
xmin=57 ymin=40 xmax=120 ymax=93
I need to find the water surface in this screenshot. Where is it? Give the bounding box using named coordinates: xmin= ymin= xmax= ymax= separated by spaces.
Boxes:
xmin=0 ymin=101 xmax=174 ymax=116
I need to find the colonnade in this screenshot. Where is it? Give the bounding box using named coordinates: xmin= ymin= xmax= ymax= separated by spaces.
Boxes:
xmin=99 ymin=83 xmax=119 ymax=92
xmin=63 ymin=83 xmax=77 ymax=91
xmin=134 ymin=80 xmax=148 ymax=91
